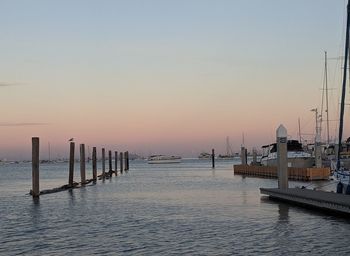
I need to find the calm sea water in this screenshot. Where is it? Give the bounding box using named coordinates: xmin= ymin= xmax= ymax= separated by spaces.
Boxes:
xmin=1 ymin=159 xmax=350 ymax=255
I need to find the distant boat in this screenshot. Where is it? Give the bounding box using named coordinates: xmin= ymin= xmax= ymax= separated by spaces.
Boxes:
xmin=260 ymin=140 xmax=314 ymax=168
xmin=217 ymin=136 xmax=235 ymax=159
xmin=147 ymin=155 xmax=181 ymax=164
xmin=198 ymin=152 xmax=211 ymax=159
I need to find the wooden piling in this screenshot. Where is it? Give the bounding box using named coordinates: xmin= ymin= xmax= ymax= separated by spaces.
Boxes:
xmin=120 ymin=152 xmax=123 ymax=173
xmin=68 ymin=142 xmax=75 ymax=186
xmin=108 ymin=150 xmax=112 ymax=173
xmin=102 ymin=148 xmax=106 ymax=176
xmin=124 ymin=151 xmax=129 ymax=171
xmin=92 ymin=147 xmax=97 ymax=180
xmin=31 ymin=137 xmax=40 ymax=197
xmin=115 ymin=151 xmax=118 ymax=175
xmin=277 ymin=125 xmax=288 ymax=189
xmin=80 ymin=144 xmax=86 ymax=184
xmin=212 ymin=149 xmax=215 ymax=169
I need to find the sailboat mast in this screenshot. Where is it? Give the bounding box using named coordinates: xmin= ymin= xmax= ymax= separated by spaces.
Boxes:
xmin=48 ymin=142 xmax=51 ymax=161
xmin=298 ymin=117 xmax=302 ymax=142
xmin=337 ymin=0 xmax=350 ymax=170
xmin=325 ymin=51 xmax=330 ymax=145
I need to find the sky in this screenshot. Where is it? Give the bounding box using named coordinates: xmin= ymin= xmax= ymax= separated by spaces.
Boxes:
xmin=0 ymin=0 xmax=348 ymax=160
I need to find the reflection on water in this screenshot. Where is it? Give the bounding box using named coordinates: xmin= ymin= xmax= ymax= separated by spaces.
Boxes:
xmin=278 ymin=203 xmax=289 ymax=222
xmin=0 ymin=159 xmax=350 ymax=255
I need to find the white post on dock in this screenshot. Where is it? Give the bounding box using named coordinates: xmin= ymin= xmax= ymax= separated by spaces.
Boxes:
xmin=277 ymin=125 xmax=288 ymax=189
xmin=31 ymin=137 xmax=40 ymax=197
xmin=252 ymin=148 xmax=257 ymax=165
xmin=241 ymin=146 xmax=247 ymax=165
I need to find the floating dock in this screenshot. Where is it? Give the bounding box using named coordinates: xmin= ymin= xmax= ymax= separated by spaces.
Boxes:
xmin=234 ymin=164 xmax=330 ymax=181
xmin=260 ymin=188 xmax=350 ymax=215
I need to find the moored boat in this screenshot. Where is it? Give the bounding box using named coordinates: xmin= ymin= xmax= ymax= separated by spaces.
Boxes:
xmin=198 ymin=152 xmax=211 ymax=159
xmin=261 ymin=140 xmax=314 ymax=168
xmin=147 ymin=155 xmax=182 ymax=164
xmin=333 ymin=0 xmax=350 ymax=193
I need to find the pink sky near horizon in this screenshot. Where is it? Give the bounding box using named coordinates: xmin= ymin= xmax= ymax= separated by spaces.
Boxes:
xmin=0 ymin=1 xmax=348 ymax=160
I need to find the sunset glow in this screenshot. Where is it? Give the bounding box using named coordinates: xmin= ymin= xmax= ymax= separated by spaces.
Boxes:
xmin=0 ymin=0 xmax=348 ymax=159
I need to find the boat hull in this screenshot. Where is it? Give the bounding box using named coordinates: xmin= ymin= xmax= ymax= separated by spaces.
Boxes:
xmin=261 ymin=157 xmax=314 ymax=168
xmin=147 ymin=159 xmax=181 ymax=164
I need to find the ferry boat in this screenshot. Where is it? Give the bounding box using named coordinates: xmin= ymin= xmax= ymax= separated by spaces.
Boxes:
xmin=261 ymin=140 xmax=314 ymax=168
xmin=147 ymin=155 xmax=182 ymax=164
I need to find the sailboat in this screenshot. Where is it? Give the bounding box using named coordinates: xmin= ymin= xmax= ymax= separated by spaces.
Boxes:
xmin=218 ymin=136 xmax=235 ymax=159
xmin=333 ymin=0 xmax=350 ymax=194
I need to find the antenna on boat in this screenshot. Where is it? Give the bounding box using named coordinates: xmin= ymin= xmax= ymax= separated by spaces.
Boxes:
xmin=298 ymin=117 xmax=302 ymax=143
xmin=336 ymin=0 xmax=350 ymax=170
xmin=48 ymin=142 xmax=51 ymax=162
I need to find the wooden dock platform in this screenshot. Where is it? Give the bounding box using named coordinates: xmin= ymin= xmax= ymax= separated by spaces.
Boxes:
xmin=260 ymin=188 xmax=350 ymax=215
xmin=234 ymin=164 xmax=330 ymax=181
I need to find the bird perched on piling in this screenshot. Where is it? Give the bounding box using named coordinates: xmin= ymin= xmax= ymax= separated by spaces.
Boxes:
xmin=68 ymin=138 xmax=74 ymax=142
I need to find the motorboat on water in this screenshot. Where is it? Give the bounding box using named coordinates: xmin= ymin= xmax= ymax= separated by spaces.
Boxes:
xmin=147 ymin=155 xmax=182 ymax=164
xmin=260 ymin=140 xmax=314 ymax=168
xmin=198 ymin=152 xmax=211 ymax=159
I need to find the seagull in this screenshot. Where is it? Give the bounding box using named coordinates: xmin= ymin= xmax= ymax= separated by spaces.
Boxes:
xmin=68 ymin=138 xmax=74 ymax=142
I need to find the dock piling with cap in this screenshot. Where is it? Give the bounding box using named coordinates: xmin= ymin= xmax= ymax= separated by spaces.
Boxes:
xmin=31 ymin=137 xmax=40 ymax=197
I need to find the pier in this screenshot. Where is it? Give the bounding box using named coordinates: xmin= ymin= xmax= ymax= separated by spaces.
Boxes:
xmin=234 ymin=165 xmax=330 ymax=181
xmin=260 ymin=188 xmax=350 ymax=215
xmin=30 ymin=137 xmax=130 ymax=197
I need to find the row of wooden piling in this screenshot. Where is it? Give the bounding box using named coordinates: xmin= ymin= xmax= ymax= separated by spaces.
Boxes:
xmin=31 ymin=137 xmax=130 ymax=197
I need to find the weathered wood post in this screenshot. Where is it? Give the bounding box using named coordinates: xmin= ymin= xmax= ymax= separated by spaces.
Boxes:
xmin=277 ymin=125 xmax=288 ymax=189
xmin=68 ymin=142 xmax=75 ymax=187
xmin=241 ymin=146 xmax=247 ymax=165
xmin=123 ymin=152 xmax=127 ymax=171
xmin=80 ymin=144 xmax=86 ymax=184
xmin=108 ymin=150 xmax=112 ymax=174
xmin=92 ymin=147 xmax=97 ymax=180
xmin=212 ymin=149 xmax=215 ymax=169
xmin=102 ymin=148 xmax=106 ymax=177
xmin=114 ymin=151 xmax=118 ymax=175
xmin=125 ymin=151 xmax=129 ymax=171
xmin=120 ymin=152 xmax=124 ymax=174
xmin=31 ymin=137 xmax=40 ymax=197
xmin=128 ymin=151 xmax=130 ymax=170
